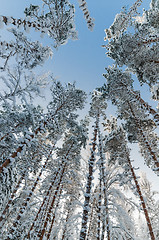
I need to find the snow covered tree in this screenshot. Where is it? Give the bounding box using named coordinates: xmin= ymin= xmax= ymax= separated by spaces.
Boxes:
xmin=0 ymin=0 xmax=77 ymax=47
xmin=0 ymin=0 xmax=158 ymax=239
xmin=98 ymin=0 xmax=159 ymax=177
xmin=80 ymin=102 xmax=140 ymax=239
xmin=103 ymin=124 xmax=156 ymax=240
xmin=100 ymin=66 xmax=159 ymax=174
xmin=104 ymin=0 xmax=159 ymax=88
xmin=139 ymin=173 xmax=159 ymax=239
xmin=79 ymin=91 xmax=107 ymax=240
xmin=0 ymin=80 xmax=87 ymax=239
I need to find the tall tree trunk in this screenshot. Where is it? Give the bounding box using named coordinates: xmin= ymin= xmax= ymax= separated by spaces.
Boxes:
xmin=86 ymin=197 xmax=96 ymax=240
xmin=46 ymin=185 xmax=63 ymax=240
xmin=97 ymin=173 xmax=102 ymax=240
xmin=79 ymin=112 xmax=99 ymax=240
xmin=6 ymin=150 xmax=53 ymax=239
xmin=61 ymin=199 xmax=72 ymax=240
xmin=38 ymin=142 xmax=74 ymax=240
xmin=38 ymin=163 xmax=66 ymax=240
xmin=36 ymin=189 xmax=53 ymax=235
xmin=98 ymin=128 xmax=110 ymax=240
xmin=0 ymin=173 xmax=25 ymax=225
xmin=126 ymin=154 xmax=155 ymax=240
xmin=26 ymin=160 xmax=66 ymax=239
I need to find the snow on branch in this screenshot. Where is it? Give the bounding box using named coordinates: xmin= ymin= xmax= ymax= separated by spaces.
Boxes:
xmin=0 ymin=0 xmax=77 ymax=47
xmin=0 ymin=29 xmax=53 ymax=70
xmin=78 ymin=0 xmax=94 ymax=30
xmin=104 ymin=0 xmax=143 ymax=41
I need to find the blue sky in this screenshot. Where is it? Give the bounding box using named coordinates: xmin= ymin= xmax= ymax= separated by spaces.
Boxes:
xmin=0 ymin=0 xmax=158 ymax=191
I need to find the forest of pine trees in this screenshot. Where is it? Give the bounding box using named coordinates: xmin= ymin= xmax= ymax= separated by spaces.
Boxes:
xmin=0 ymin=0 xmax=158 ymax=239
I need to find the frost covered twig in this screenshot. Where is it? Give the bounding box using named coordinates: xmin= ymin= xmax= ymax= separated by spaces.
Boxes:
xmin=78 ymin=0 xmax=94 ymax=30
xmin=104 ymin=0 xmax=143 ymax=40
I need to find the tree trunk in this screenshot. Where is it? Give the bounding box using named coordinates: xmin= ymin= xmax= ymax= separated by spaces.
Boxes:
xmin=98 ymin=129 xmax=110 ymax=240
xmin=38 ymin=163 xmax=66 ymax=240
xmin=46 ymin=185 xmax=63 ymax=240
xmin=86 ymin=197 xmax=96 ymax=240
xmin=0 ymin=173 xmax=25 ymax=225
xmin=126 ymin=154 xmax=155 ymax=240
xmin=26 ymin=160 xmax=66 ymax=239
xmin=6 ymin=150 xmax=53 ymax=239
xmin=97 ymin=173 xmax=102 ymax=240
xmin=79 ymin=112 xmax=99 ymax=240
xmin=38 ymin=142 xmax=74 ymax=240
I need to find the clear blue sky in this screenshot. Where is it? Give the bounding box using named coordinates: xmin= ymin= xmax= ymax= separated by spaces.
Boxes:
xmin=0 ymin=0 xmax=158 ymax=191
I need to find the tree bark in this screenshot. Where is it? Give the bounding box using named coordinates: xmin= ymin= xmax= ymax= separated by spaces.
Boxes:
xmin=38 ymin=163 xmax=66 ymax=240
xmin=0 ymin=173 xmax=25 ymax=225
xmin=26 ymin=160 xmax=66 ymax=239
xmin=126 ymin=154 xmax=155 ymax=240
xmin=79 ymin=112 xmax=99 ymax=240
xmin=6 ymin=150 xmax=53 ymax=239
xmin=46 ymin=185 xmax=63 ymax=240
xmin=98 ymin=129 xmax=110 ymax=240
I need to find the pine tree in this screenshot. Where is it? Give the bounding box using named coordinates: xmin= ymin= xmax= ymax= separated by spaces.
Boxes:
xmin=79 ymin=91 xmax=107 ymax=240
xmin=139 ymin=173 xmax=159 ymax=238
xmin=100 ymin=67 xmax=159 ymax=173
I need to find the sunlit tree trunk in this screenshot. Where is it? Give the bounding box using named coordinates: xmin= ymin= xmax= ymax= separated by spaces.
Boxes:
xmin=126 ymin=153 xmax=155 ymax=240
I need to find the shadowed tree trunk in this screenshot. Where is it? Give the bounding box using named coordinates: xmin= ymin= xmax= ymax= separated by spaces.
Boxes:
xmin=26 ymin=160 xmax=66 ymax=239
xmin=79 ymin=112 xmax=99 ymax=240
xmin=98 ymin=127 xmax=110 ymax=240
xmin=6 ymin=150 xmax=53 ymax=239
xmin=46 ymin=185 xmax=63 ymax=240
xmin=38 ymin=163 xmax=66 ymax=240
